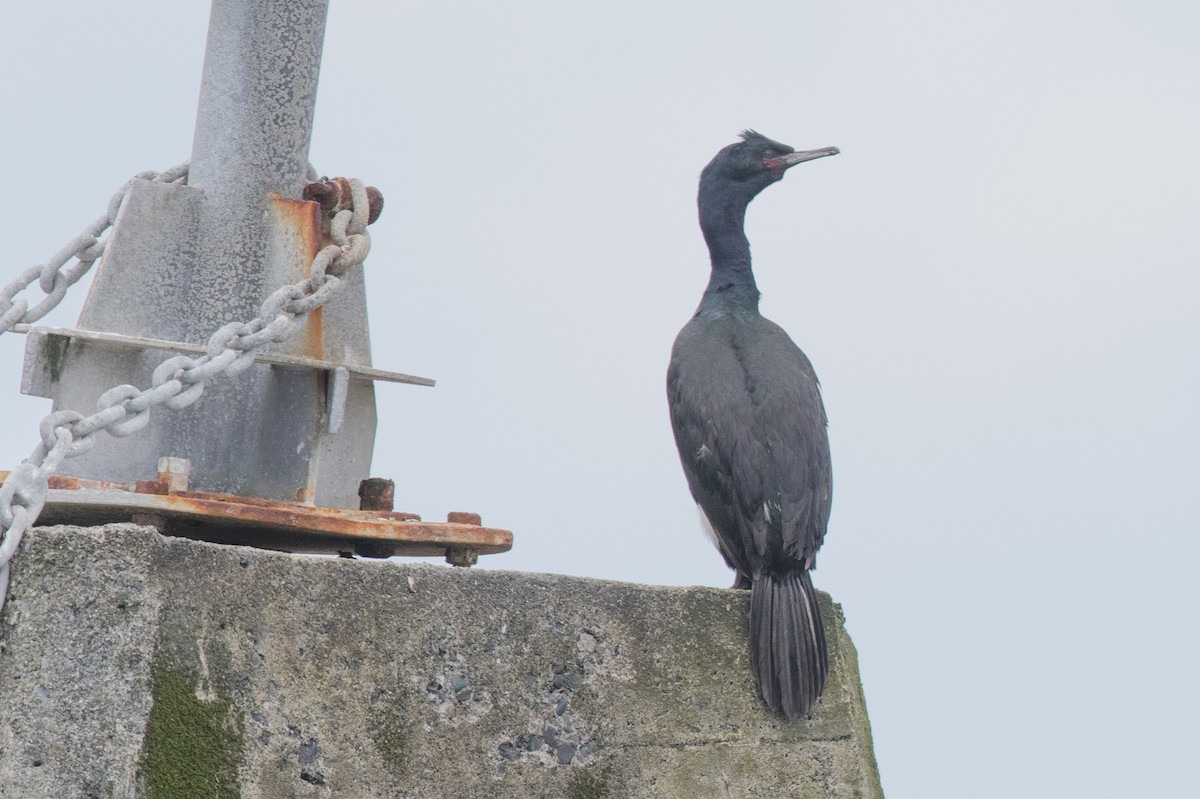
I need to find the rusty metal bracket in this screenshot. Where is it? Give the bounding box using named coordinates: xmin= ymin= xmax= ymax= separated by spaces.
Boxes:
xmin=3 ymin=459 xmax=511 ymax=566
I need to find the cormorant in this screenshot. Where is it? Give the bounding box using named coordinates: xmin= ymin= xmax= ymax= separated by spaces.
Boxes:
xmin=667 ymin=131 xmax=839 ymax=718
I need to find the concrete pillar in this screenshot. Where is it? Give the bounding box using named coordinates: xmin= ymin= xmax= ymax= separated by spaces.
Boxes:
xmin=0 ymin=525 xmax=882 ymax=798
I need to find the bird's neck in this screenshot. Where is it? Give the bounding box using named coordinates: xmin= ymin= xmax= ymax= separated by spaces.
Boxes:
xmin=699 ymin=190 xmax=760 ymax=312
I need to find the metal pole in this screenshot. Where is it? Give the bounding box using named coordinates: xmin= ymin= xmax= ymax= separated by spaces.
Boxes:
xmin=168 ymin=0 xmax=336 ymax=500
xmin=36 ymin=0 xmax=383 ymax=508
xmin=189 ymin=0 xmax=327 ymax=210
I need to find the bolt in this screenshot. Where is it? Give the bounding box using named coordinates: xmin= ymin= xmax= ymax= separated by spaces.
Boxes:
xmin=301 ymin=178 xmax=383 ymax=224
xmin=358 ymin=478 xmax=395 ymax=511
xmin=156 ymin=457 xmax=190 ymax=493
xmin=446 ymin=512 xmax=482 ymax=526
xmin=365 ymin=186 xmax=384 ymax=225
xmin=446 ymin=548 xmax=479 ymax=568
xmin=301 ymin=178 xmax=340 ymax=212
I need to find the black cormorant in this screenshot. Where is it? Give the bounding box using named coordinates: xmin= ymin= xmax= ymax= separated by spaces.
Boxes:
xmin=667 ymin=131 xmax=839 ymax=718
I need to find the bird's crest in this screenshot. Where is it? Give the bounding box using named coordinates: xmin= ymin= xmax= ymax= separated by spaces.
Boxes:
xmin=738 ymin=129 xmax=793 ymax=154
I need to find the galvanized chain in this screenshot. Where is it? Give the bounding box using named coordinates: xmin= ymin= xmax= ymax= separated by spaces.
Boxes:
xmin=0 ymin=163 xmax=190 ymax=335
xmin=0 ymin=177 xmax=374 ymax=609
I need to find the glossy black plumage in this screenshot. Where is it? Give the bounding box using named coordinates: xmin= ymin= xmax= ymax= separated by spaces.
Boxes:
xmin=667 ymin=131 xmax=837 ymax=717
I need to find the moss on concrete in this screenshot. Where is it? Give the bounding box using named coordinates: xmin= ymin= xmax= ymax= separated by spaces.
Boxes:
xmin=137 ymin=660 xmax=245 ymax=799
xmin=369 ymin=696 xmax=412 ymax=780
xmin=566 ymin=764 xmax=613 ymax=799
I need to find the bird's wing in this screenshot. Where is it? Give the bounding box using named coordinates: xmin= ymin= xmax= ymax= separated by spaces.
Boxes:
xmin=668 ymin=318 xmax=774 ymax=573
xmin=668 ymin=317 xmax=831 ymax=574
xmin=748 ymin=321 xmax=832 ymax=567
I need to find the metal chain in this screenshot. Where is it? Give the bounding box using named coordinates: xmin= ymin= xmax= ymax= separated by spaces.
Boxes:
xmin=0 ymin=177 xmax=373 ymax=609
xmin=0 ymin=163 xmax=190 ymax=335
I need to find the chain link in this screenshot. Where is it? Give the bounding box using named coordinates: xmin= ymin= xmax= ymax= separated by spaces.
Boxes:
xmin=0 ymin=174 xmax=373 ymax=609
xmin=0 ymin=163 xmax=189 ymax=335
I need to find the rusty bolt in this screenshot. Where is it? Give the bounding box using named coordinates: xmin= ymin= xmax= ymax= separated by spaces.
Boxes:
xmin=355 ymin=475 xmax=393 ymax=506
xmin=358 ymin=478 xmax=396 ymax=512
xmin=303 ymin=177 xmax=383 ymax=225
xmin=446 ymin=512 xmax=482 ymax=526
xmin=365 ymin=186 xmax=384 ymax=224
xmin=302 ymin=177 xmax=341 ymax=212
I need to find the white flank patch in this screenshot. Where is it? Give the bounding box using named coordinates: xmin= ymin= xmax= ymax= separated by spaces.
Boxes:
xmin=697 ymin=505 xmax=721 ymax=551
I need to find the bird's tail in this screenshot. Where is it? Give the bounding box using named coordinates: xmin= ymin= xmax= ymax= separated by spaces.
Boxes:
xmin=749 ymin=570 xmax=828 ymax=718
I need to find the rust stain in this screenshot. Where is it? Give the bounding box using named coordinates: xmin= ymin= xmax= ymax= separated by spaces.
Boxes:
xmin=0 ymin=470 xmax=139 ymax=494
xmin=269 ymin=193 xmax=324 ymax=360
xmin=47 ymin=475 xmax=81 ymax=490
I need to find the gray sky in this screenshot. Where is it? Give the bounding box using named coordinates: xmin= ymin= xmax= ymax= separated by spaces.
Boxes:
xmin=3 ymin=2 xmax=1198 ymax=796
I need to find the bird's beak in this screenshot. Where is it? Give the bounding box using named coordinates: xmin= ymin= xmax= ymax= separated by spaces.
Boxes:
xmin=781 ymin=147 xmax=840 ymax=168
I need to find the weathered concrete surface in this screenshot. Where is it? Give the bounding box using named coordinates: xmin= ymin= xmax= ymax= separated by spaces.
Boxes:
xmin=0 ymin=524 xmax=882 ymax=798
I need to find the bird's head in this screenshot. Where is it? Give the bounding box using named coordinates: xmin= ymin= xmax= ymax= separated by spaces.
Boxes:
xmin=700 ymin=130 xmax=839 ymax=200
